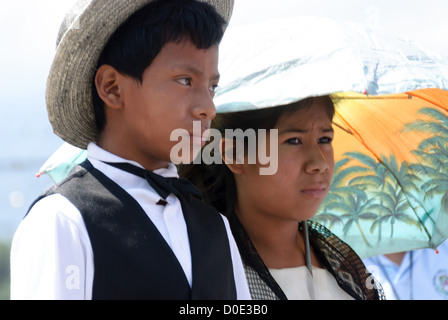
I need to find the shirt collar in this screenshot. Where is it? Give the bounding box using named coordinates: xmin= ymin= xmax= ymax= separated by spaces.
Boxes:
xmin=87 ymin=142 xmax=179 ymax=179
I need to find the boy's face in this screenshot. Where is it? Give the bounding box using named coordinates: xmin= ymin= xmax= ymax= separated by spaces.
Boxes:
xmin=102 ymin=39 xmax=219 ymax=170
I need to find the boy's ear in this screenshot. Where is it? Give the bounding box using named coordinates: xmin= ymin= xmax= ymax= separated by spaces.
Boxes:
xmin=94 ymin=65 xmax=124 ymax=109
xmin=220 ymin=138 xmax=244 ymax=174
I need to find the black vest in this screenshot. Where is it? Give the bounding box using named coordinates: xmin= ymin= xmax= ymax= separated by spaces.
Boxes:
xmin=30 ymin=161 xmax=236 ymax=300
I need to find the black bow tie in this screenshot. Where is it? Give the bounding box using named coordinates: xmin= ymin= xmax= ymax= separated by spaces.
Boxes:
xmin=103 ymin=162 xmax=202 ymax=202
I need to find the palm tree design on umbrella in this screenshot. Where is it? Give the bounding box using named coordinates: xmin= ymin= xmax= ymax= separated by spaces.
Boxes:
xmin=314 ymin=105 xmax=448 ymax=253
xmin=405 ymin=107 xmax=448 ymax=213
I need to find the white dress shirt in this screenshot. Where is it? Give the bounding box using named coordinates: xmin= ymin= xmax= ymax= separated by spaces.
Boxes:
xmin=10 ymin=143 xmax=250 ymax=300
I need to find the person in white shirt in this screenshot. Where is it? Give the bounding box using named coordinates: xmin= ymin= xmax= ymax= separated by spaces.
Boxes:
xmin=11 ymin=0 xmax=250 ymax=300
xmin=363 ymin=240 xmax=448 ymax=300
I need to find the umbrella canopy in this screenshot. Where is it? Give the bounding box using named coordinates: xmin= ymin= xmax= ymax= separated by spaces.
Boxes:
xmin=215 ymin=16 xmax=447 ymax=112
xmin=214 ymin=16 xmax=448 ymax=258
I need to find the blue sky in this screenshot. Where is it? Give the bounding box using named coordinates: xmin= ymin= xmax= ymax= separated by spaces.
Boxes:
xmin=231 ymin=0 xmax=448 ymax=55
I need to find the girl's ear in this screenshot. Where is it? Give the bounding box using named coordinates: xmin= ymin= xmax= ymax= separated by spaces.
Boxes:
xmin=95 ymin=65 xmax=124 ymax=109
xmin=220 ymin=138 xmax=244 ymax=174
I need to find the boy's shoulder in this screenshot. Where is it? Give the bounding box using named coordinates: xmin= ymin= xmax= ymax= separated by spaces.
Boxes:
xmin=37 ymin=161 xmax=95 ymax=199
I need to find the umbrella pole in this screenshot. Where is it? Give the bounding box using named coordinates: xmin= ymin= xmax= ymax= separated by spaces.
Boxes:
xmin=303 ymin=220 xmax=313 ymax=276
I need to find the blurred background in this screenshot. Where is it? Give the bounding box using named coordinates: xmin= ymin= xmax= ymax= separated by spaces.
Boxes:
xmin=0 ymin=0 xmax=447 ymax=299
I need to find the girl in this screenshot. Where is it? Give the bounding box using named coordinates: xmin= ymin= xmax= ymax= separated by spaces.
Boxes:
xmin=180 ymin=95 xmax=384 ymax=300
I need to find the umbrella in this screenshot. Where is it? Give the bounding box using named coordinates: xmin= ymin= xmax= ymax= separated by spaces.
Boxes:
xmin=213 ymin=16 xmax=448 ymax=258
xmin=215 ymin=16 xmax=447 ymax=111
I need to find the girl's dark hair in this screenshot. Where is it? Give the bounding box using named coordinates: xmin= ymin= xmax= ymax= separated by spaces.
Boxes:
xmin=92 ymin=0 xmax=227 ymax=133
xmin=179 ymin=95 xmax=335 ymax=216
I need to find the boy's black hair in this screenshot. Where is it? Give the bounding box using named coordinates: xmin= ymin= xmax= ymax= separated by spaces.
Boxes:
xmin=92 ymin=0 xmax=227 ymax=133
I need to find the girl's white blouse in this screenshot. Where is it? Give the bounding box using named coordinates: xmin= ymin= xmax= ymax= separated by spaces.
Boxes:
xmin=269 ymin=266 xmax=354 ymax=300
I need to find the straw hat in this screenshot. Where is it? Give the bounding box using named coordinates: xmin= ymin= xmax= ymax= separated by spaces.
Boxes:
xmin=46 ymin=0 xmax=234 ymax=149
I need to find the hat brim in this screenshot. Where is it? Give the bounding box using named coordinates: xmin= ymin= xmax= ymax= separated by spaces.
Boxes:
xmin=46 ymin=0 xmax=234 ymax=149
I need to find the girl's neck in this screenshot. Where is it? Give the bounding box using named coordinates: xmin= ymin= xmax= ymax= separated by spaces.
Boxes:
xmin=235 ymin=206 xmax=316 ymax=269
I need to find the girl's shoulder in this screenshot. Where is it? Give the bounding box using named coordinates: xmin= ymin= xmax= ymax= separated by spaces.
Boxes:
xmin=308 ymin=220 xmax=385 ymax=300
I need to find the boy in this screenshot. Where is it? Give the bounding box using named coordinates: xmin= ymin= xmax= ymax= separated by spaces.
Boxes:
xmin=11 ymin=0 xmax=250 ymax=300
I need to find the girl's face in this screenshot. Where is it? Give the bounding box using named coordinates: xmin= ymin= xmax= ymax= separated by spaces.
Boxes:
xmin=234 ymin=100 xmax=335 ymax=223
